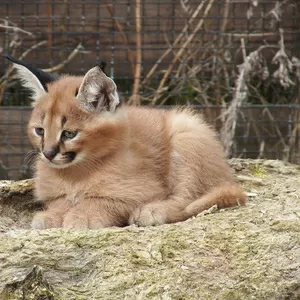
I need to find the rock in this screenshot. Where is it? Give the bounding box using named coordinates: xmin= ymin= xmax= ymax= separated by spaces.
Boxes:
xmin=1 ymin=265 xmax=55 ymax=300
xmin=0 ymin=179 xmax=34 ymax=200
xmin=0 ymin=159 xmax=299 ymax=299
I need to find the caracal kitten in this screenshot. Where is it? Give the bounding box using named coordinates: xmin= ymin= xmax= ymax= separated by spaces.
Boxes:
xmin=6 ymin=56 xmax=246 ymax=229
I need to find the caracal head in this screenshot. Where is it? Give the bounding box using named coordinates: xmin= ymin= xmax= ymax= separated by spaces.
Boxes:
xmin=6 ymin=56 xmax=124 ymax=169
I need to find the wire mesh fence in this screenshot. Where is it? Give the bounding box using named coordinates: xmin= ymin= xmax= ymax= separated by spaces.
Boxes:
xmin=1 ymin=1 xmax=300 ymax=105
xmin=0 ymin=1 xmax=300 ymax=179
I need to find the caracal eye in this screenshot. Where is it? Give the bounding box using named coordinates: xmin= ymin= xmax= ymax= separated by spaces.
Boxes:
xmin=35 ymin=127 xmax=44 ymax=136
xmin=62 ymin=130 xmax=77 ymax=139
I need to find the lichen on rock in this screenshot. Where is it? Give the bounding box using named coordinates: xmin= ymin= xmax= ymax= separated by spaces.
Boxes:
xmin=1 ymin=265 xmax=55 ymax=300
xmin=0 ymin=159 xmax=299 ymax=299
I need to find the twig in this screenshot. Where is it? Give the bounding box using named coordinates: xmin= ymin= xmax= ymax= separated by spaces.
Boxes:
xmin=261 ymin=106 xmax=287 ymax=152
xmin=220 ymin=42 xmax=280 ymax=156
xmin=219 ymin=0 xmax=230 ymax=45
xmin=266 ymin=0 xmax=290 ymax=29
xmin=0 ymin=18 xmax=17 ymax=26
xmin=220 ymin=38 xmax=248 ymax=156
xmin=287 ymin=110 xmax=300 ymax=162
xmin=19 ymin=40 xmax=48 ymax=61
xmin=272 ymin=28 xmax=294 ymax=88
xmin=129 ymin=0 xmax=142 ymax=106
xmin=43 ymin=43 xmax=85 ymax=73
xmin=258 ymin=141 xmax=265 ymax=159
xmin=236 ymin=175 xmax=264 ymax=185
xmin=103 ymin=1 xmax=135 ymax=76
xmin=0 ymin=24 xmax=34 ymax=36
xmin=142 ymin=1 xmax=205 ymax=85
xmin=224 ymin=32 xmax=279 ymax=38
xmin=151 ymin=0 xmax=215 ymax=104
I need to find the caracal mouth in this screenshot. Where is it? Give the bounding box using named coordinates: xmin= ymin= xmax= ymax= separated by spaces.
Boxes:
xmin=40 ymin=152 xmax=82 ymax=169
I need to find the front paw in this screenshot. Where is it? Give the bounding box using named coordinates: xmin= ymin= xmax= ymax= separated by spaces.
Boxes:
xmin=63 ymin=213 xmax=106 ymax=229
xmin=31 ymin=211 xmax=63 ymax=229
xmin=129 ymin=204 xmax=167 ymax=227
xmin=63 ymin=212 xmax=89 ymax=229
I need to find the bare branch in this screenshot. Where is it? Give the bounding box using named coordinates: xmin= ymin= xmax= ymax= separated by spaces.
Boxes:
xmin=0 ymin=24 xmax=35 ymax=36
xmin=272 ymin=28 xmax=294 ymax=88
xmin=129 ymin=0 xmax=142 ymax=106
xmin=43 ymin=43 xmax=85 ymax=73
xmin=151 ymin=0 xmax=215 ymax=104
xmin=143 ymin=1 xmax=206 ymax=85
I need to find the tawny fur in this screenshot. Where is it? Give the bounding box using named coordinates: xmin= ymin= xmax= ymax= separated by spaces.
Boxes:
xmin=25 ymin=76 xmax=246 ymax=229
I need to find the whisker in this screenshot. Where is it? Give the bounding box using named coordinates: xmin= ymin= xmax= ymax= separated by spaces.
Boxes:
xmin=24 ymin=149 xmax=39 ymax=165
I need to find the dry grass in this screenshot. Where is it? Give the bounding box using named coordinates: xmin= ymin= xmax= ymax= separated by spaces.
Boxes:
xmin=139 ymin=0 xmax=300 ymax=163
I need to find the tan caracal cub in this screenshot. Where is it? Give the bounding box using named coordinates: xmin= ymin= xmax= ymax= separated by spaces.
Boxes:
xmin=6 ymin=56 xmax=246 ymax=229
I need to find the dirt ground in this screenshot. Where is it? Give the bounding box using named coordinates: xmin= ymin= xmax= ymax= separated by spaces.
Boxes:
xmin=0 ymin=159 xmax=299 ymax=299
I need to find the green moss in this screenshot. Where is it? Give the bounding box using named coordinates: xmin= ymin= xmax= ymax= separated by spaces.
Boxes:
xmin=248 ymin=164 xmax=267 ymax=178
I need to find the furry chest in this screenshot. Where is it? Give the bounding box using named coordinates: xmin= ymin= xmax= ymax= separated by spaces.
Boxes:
xmin=65 ymin=188 xmax=84 ymax=205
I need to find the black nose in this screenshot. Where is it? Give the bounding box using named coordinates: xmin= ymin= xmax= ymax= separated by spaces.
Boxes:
xmin=43 ymin=147 xmax=59 ymax=161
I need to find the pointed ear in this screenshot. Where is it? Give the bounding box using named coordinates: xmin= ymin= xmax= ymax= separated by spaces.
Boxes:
xmin=4 ymin=55 xmax=58 ymax=101
xmin=76 ymin=64 xmax=120 ymax=113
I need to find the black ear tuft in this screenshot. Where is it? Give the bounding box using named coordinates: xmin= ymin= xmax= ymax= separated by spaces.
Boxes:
xmin=4 ymin=55 xmax=58 ymax=91
xmin=98 ymin=61 xmax=107 ymax=75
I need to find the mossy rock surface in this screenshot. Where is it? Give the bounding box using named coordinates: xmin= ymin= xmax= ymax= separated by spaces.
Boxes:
xmin=0 ymin=159 xmax=299 ymax=299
